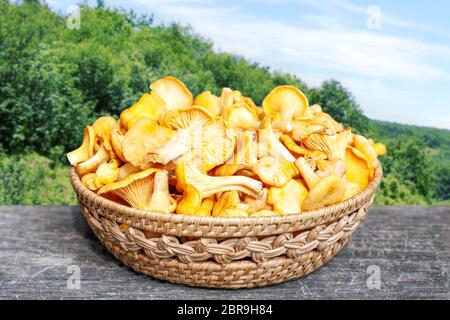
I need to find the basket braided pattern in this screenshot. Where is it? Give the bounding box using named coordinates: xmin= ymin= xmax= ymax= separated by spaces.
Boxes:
xmin=71 ymin=164 xmax=382 ymax=288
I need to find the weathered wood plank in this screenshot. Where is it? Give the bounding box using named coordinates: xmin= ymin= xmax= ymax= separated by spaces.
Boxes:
xmin=0 ymin=205 xmax=448 ymax=299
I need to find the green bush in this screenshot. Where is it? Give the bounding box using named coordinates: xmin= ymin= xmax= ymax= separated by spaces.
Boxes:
xmin=0 ymin=153 xmax=76 ymax=205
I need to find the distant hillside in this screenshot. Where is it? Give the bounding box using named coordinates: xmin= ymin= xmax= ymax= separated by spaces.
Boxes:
xmin=372 ymin=120 xmax=450 ymax=153
xmin=370 ymin=120 xmax=450 ymax=204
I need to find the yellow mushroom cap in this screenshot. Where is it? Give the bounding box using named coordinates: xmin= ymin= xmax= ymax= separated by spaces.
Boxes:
xmin=92 ymin=116 xmax=116 ymax=137
xmin=262 ymin=85 xmax=309 ymax=131
xmin=176 ymin=184 xmax=202 ymax=215
xmin=268 ymin=179 xmax=308 ymax=215
xmin=280 ymin=134 xmax=327 ymax=159
xmin=151 ymin=117 xmax=235 ymax=172
xmin=224 ymin=103 xmax=260 ymax=130
xmin=81 ymin=173 xmax=98 ymax=191
xmin=253 ymin=157 xmax=298 ymax=187
xmin=149 ymin=76 xmax=193 ymax=112
xmin=244 ymin=188 xmax=271 ymax=212
xmin=161 ymin=106 xmax=211 ymax=130
xmin=75 ymin=144 xmax=110 ymax=176
xmin=371 ymin=142 xmax=387 ymax=156
xmin=214 ymin=163 xmax=254 ymax=176
xmin=194 ymin=91 xmax=221 ymax=116
xmin=311 ymin=112 xmax=344 ymax=134
xmin=345 ymin=147 xmax=371 ymax=191
xmin=353 ymin=134 xmax=378 ymax=169
xmin=250 ymin=209 xmax=281 ymax=217
xmin=309 ymin=104 xmax=322 ymax=115
xmin=316 ymin=158 xmax=346 ymax=178
xmin=303 ymin=130 xmax=353 ymax=160
xmin=343 ymin=181 xmax=360 ymax=200
xmin=120 ymin=93 xmax=166 ymax=130
xmin=212 ymin=191 xmax=251 ymax=217
xmin=122 ymin=118 xmax=174 ymax=167
xmin=197 ymin=196 xmax=215 ymax=216
xmin=95 ymin=160 xmax=120 ymax=187
xmin=67 ymin=126 xmax=95 ymax=166
xmin=110 ymin=121 xmax=126 ymax=162
xmin=98 ymin=168 xmax=160 ymax=210
xmin=302 ymin=175 xmax=346 ymax=211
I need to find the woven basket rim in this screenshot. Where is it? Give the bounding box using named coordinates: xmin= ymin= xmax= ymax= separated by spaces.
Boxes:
xmin=70 ymin=161 xmax=382 ymax=227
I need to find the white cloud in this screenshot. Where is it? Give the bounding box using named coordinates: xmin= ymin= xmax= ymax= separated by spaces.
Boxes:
xmin=151 ymin=3 xmax=450 ymax=82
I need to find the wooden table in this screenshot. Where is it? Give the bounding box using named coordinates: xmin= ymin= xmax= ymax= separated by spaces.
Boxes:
xmin=0 ymin=206 xmax=448 ymax=299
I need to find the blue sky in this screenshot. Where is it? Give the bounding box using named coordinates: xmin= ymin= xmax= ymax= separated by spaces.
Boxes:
xmin=45 ymin=0 xmax=450 ymax=129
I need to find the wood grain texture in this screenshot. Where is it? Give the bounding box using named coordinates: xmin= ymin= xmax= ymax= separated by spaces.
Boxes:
xmin=0 ymin=205 xmax=448 ymax=300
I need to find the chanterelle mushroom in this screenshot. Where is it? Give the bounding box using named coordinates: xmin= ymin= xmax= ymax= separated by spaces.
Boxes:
xmin=345 ymin=147 xmax=371 ymax=191
xmin=353 ymin=134 xmax=378 ymax=169
xmin=76 ymin=144 xmax=110 ymax=176
xmin=176 ymin=159 xmax=263 ymax=199
xmin=280 ymin=134 xmax=327 ymax=159
xmin=81 ymin=173 xmax=98 ymax=191
xmin=117 ymin=162 xmax=140 ymax=181
xmin=253 ymin=157 xmax=298 ymax=187
xmin=224 ymin=103 xmax=260 ymax=130
xmin=233 ymin=130 xmax=258 ymax=166
xmin=194 ymin=91 xmax=221 ymax=116
xmin=120 ymin=93 xmax=166 ymax=130
xmin=150 ymin=116 xmax=235 ymax=173
xmin=149 ymin=76 xmax=193 ymax=112
xmin=122 ymin=118 xmax=174 ymax=167
xmin=98 ymin=168 xmax=160 ymax=210
xmin=370 ymin=140 xmax=387 ymax=156
xmin=262 ymin=85 xmax=309 ymax=132
xmin=110 ymin=121 xmax=126 ymax=162
xmin=243 ymin=188 xmax=271 ymax=212
xmin=303 ymin=130 xmax=353 ymax=160
xmin=95 ymin=160 xmax=120 ymax=188
xmin=268 ymin=179 xmax=308 ymax=215
xmin=295 ymin=157 xmax=346 ymax=211
xmin=67 ymin=126 xmax=95 ymax=166
xmin=212 ymin=191 xmax=251 ymax=217
xmin=258 ymin=116 xmax=296 ymax=162
xmin=146 ymin=170 xmax=177 ymax=213
xmin=316 ymin=158 xmax=346 ymax=178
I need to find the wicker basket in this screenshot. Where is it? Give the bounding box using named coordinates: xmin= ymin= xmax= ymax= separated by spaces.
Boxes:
xmin=70 ymin=163 xmax=382 ymax=288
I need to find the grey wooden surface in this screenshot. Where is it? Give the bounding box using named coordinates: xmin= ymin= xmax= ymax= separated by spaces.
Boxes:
xmin=0 ymin=205 xmax=448 ymax=300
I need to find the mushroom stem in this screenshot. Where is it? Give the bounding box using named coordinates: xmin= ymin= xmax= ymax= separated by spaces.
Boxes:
xmin=147 ymin=170 xmax=177 ymax=213
xmin=176 ymin=160 xmax=263 ymax=198
xmin=259 ymin=116 xmax=296 ymax=162
xmin=148 ymin=129 xmax=191 ymax=164
xmin=76 ymin=144 xmax=110 ymax=176
xmin=67 ymin=126 xmax=95 ymax=166
xmin=176 ymin=185 xmax=202 ymax=215
xmin=294 ymin=157 xmax=320 ymax=189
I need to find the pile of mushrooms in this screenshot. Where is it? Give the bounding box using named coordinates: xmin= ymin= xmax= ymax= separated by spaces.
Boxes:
xmin=68 ymin=76 xmax=386 ymax=217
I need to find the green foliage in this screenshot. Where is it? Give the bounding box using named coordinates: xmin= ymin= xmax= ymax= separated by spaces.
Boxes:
xmin=0 ymin=153 xmax=76 ymax=205
xmin=0 ymin=1 xmax=448 ymax=205
xmin=308 ymin=80 xmax=371 ymax=135
xmin=374 ymin=135 xmax=437 ymax=205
